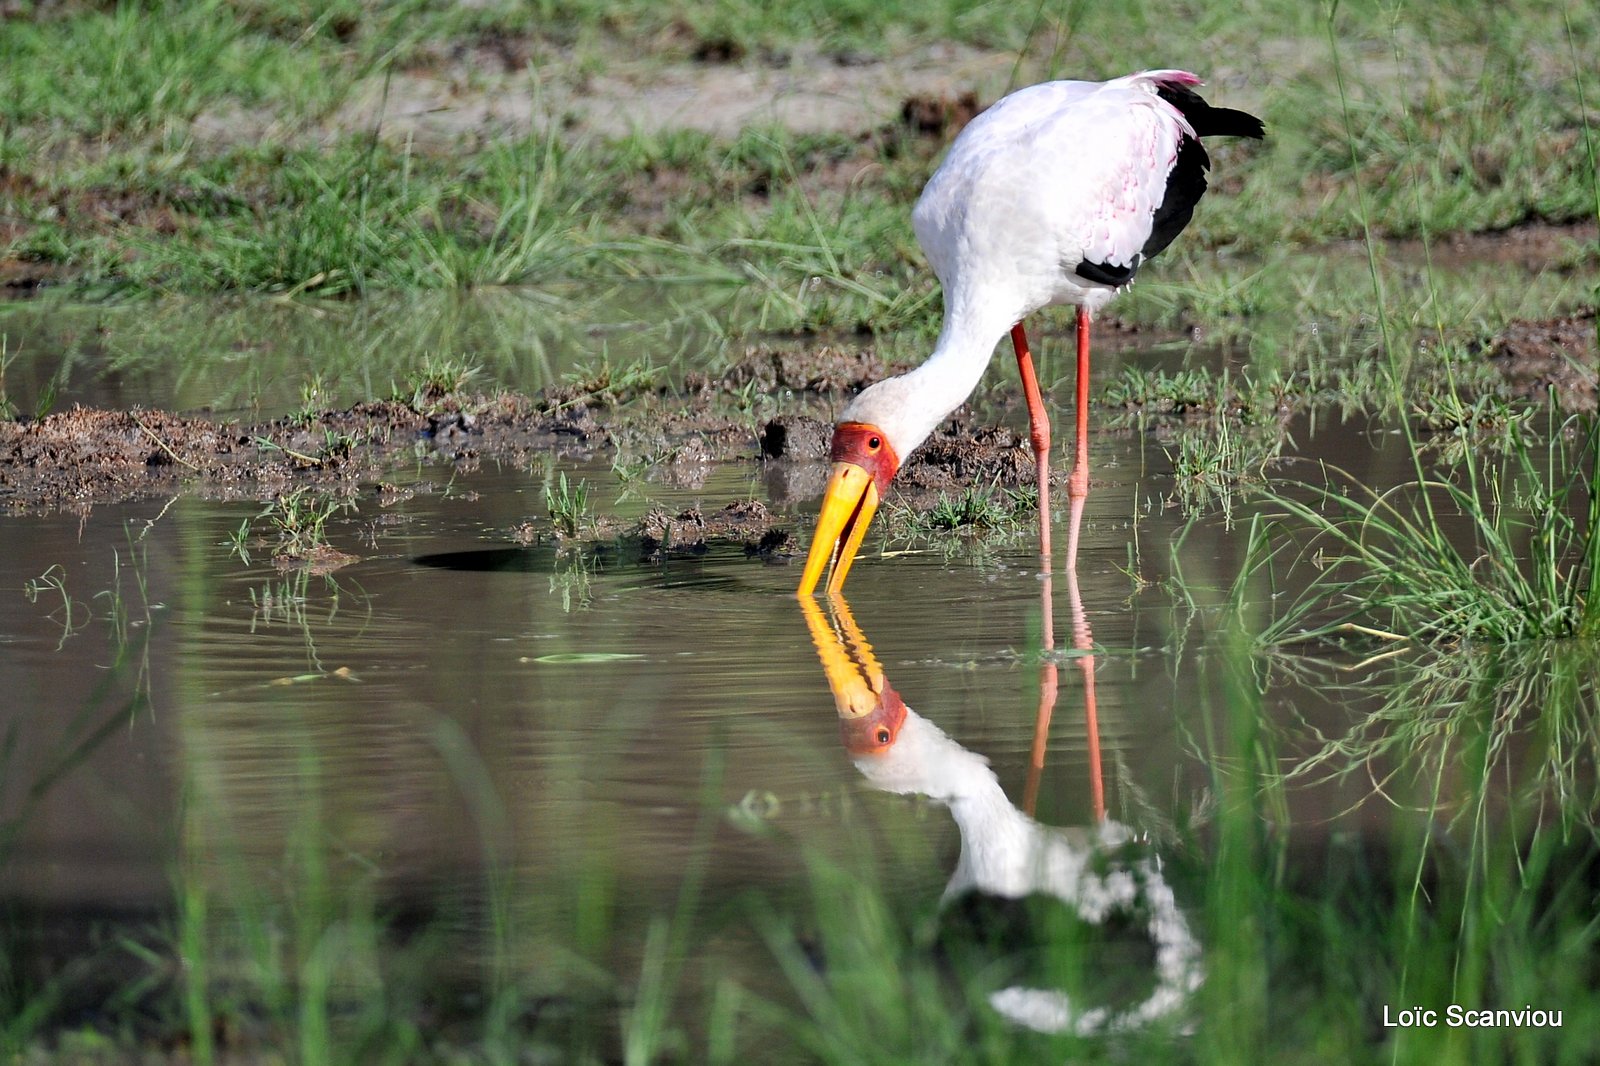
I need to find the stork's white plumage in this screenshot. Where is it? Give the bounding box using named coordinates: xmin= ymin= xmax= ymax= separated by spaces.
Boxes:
xmin=799 ymin=70 xmax=1264 ymax=595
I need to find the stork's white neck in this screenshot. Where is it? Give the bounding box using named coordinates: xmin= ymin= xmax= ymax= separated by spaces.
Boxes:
xmin=853 ymin=709 xmax=1090 ymax=902
xmin=843 ymin=289 xmax=1020 ymax=458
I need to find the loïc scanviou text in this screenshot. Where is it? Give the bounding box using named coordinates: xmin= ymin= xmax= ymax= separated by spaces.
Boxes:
xmin=1383 ymin=1006 xmax=1562 ymax=1028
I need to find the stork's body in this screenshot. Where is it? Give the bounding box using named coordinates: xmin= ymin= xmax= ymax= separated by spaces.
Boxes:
xmin=799 ymin=70 xmax=1263 ymax=595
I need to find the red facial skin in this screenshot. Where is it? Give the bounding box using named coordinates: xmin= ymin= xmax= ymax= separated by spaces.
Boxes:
xmin=839 ymin=686 xmax=909 ymax=756
xmin=798 ymin=422 xmax=904 ymax=596
xmin=831 ymin=422 xmax=900 ymax=493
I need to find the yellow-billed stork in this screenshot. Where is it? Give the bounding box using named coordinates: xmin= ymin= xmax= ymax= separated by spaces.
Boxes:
xmin=798 ymin=70 xmax=1264 ymax=595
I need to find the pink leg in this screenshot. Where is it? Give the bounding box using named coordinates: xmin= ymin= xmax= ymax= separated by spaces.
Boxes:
xmin=1009 ymin=322 xmax=1053 ymax=562
xmin=1022 ymin=565 xmax=1058 ymax=819
xmin=1064 ymin=495 xmax=1104 ymax=822
xmin=1069 ymin=307 xmax=1091 ymax=499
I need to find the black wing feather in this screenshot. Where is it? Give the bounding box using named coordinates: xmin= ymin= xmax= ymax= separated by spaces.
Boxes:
xmin=1140 ymin=82 xmax=1266 ymax=263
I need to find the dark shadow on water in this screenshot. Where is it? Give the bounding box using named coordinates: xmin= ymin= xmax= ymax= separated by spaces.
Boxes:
xmin=412 ymin=541 xmax=765 ymax=593
xmin=413 ymin=546 xmax=565 ymax=573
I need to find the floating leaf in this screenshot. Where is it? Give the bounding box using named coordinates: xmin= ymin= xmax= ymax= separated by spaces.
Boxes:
xmin=524 ymin=652 xmax=645 ymax=664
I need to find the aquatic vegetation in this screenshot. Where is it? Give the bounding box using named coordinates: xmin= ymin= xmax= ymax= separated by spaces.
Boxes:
xmin=881 ymin=482 xmax=1036 ymax=544
xmin=1246 ymin=411 xmax=1600 ymax=644
xmin=1103 ymin=366 xmax=1226 ymax=414
xmin=545 ymin=471 xmax=593 ymax=539
xmin=1166 ymin=418 xmax=1288 ymax=525
xmin=258 ymin=488 xmax=353 ymax=561
xmin=0 ymin=337 xmax=13 ymax=421
xmin=399 ymin=353 xmax=484 ymax=409
xmin=554 ymin=352 xmax=662 ymax=411
xmin=21 ymin=564 xmax=84 ymax=650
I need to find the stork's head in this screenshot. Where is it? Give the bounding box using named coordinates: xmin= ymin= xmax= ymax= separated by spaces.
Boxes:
xmin=798 ymin=376 xmax=939 ymax=596
xmin=796 ymin=421 xmax=899 ymax=595
xmin=799 ymin=594 xmax=908 ymax=756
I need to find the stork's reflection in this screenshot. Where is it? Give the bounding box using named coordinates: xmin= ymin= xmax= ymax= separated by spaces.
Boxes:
xmin=799 ymin=522 xmax=1199 ymax=1034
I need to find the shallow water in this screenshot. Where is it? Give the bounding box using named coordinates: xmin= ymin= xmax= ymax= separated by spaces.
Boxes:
xmin=0 ymin=287 xmax=697 ymax=416
xmin=1 ymin=295 xmax=1596 ymax=1059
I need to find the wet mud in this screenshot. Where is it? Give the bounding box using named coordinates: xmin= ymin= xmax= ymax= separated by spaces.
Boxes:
xmin=0 ymin=338 xmax=1034 ymax=557
xmin=0 ymin=394 xmax=605 ymax=511
xmin=1489 ymin=308 xmax=1599 ymax=413
xmin=3 ymin=314 xmax=1593 ymax=538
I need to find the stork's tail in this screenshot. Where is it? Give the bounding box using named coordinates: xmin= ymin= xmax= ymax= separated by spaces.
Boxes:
xmin=1145 ymin=71 xmax=1266 ymax=141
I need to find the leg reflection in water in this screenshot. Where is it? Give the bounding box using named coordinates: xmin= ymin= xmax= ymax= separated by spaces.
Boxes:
xmin=1023 ymin=493 xmax=1104 ymax=822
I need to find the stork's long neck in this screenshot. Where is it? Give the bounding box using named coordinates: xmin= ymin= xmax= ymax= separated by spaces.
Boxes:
xmin=892 ymin=287 xmax=1020 ymax=450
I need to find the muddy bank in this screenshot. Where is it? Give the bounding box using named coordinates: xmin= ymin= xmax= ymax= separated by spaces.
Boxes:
xmin=1489 ymin=308 xmax=1599 ymax=413
xmin=3 ymin=314 xmax=1593 ymax=529
xmin=0 ymin=338 xmax=997 ymax=541
xmin=0 ymin=394 xmax=606 ymax=511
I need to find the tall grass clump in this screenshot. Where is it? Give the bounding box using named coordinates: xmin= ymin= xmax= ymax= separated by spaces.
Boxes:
xmin=1249 ymin=412 xmax=1600 ymax=645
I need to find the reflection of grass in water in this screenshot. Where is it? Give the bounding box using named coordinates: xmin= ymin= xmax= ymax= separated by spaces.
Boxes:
xmin=1191 ymin=624 xmax=1600 ymax=1061
xmin=549 ymin=548 xmax=598 ymax=613
xmin=1237 ymin=628 xmax=1600 ymax=1060
xmin=1 ymin=533 xmax=162 ymax=1052
xmin=7 ymin=590 xmax=1600 ymax=1061
xmin=1165 ymin=418 xmax=1287 ymax=526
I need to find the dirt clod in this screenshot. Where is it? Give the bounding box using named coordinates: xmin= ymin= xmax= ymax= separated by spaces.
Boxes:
xmin=898 ymin=90 xmax=983 ymax=137
xmin=759 ymin=416 xmax=832 ymax=460
xmin=899 ymin=425 xmax=1034 ymax=490
xmin=639 ymin=499 xmax=782 ymax=558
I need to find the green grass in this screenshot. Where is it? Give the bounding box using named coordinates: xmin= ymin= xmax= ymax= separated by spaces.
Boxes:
xmin=880 ymin=482 xmax=1038 ymax=552
xmin=546 ymin=471 xmax=593 ymax=538
xmin=229 ymin=487 xmax=352 ymax=561
xmin=398 ymin=353 xmax=483 ymax=409
xmin=1245 ymin=411 xmax=1600 ymax=645
xmin=2 ymin=1 xmax=1596 ymax=341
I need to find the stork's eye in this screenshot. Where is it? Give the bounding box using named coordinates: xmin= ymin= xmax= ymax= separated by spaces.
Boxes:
xmin=875 ymin=726 xmax=892 ymax=745
xmin=868 ymin=436 xmax=882 ymax=450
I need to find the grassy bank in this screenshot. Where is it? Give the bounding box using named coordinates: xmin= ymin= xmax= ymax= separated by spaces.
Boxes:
xmin=0 ymin=1 xmax=1595 ymax=338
